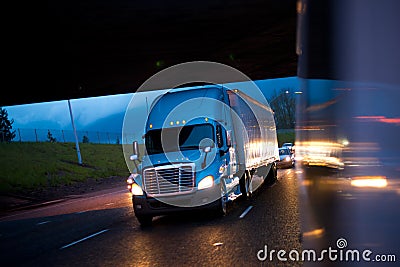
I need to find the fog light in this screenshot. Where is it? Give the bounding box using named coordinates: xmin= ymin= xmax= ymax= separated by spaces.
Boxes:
xmin=127 ymin=177 xmax=134 ymax=184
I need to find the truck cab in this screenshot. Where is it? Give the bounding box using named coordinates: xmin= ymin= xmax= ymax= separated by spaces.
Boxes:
xmin=127 ymin=85 xmax=278 ymax=226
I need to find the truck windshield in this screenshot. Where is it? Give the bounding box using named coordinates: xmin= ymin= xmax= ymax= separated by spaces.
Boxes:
xmin=145 ymin=124 xmax=214 ymax=155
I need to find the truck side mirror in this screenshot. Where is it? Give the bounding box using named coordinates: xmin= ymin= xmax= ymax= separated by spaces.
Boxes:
xmin=216 ymin=125 xmax=223 ymax=148
xmin=200 ymin=138 xmax=215 ymax=150
xmin=203 ymin=146 xmax=211 ymax=153
xmin=226 ymin=130 xmax=232 ymax=147
xmin=130 ymin=141 xmax=140 ymax=161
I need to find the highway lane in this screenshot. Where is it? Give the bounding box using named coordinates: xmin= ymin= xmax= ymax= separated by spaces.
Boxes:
xmin=0 ymin=187 xmax=132 ymax=266
xmin=297 ymin=167 xmax=400 ymax=267
xmin=0 ymin=168 xmax=302 ymax=266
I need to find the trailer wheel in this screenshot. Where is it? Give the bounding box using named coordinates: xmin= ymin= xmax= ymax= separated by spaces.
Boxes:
xmin=266 ymin=162 xmax=277 ymax=185
xmin=136 ymin=215 xmax=153 ymax=227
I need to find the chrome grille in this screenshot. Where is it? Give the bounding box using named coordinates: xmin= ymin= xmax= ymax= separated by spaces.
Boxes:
xmin=143 ymin=164 xmax=195 ymax=196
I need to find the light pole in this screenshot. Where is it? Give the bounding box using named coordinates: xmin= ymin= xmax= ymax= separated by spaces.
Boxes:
xmin=68 ymin=99 xmax=82 ymax=165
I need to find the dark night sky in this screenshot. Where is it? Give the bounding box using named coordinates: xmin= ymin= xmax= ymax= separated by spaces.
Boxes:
xmin=3 ymin=0 xmax=298 ymax=106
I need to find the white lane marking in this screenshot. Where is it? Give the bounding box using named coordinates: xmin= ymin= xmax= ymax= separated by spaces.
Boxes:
xmin=105 ymin=202 xmax=115 ymax=206
xmin=239 ymin=205 xmax=253 ymax=219
xmin=36 ymin=220 xmax=51 ymax=225
xmin=60 ymin=229 xmax=109 ymax=250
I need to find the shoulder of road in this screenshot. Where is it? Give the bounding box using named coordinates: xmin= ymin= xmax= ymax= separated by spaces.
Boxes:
xmin=0 ymin=176 xmax=127 ymax=216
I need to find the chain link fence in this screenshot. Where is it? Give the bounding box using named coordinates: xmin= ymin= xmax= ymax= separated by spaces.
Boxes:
xmin=9 ymin=128 xmax=125 ymax=144
xmin=4 ymin=128 xmax=293 ymax=145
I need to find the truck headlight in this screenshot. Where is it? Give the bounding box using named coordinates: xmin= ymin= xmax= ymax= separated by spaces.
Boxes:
xmin=130 ymin=183 xmax=144 ymax=196
xmin=198 ymin=175 xmax=214 ymax=190
xmin=285 ymin=156 xmax=291 ymax=162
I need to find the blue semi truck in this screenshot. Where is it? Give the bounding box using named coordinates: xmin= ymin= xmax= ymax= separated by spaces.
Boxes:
xmin=127 ymin=85 xmax=279 ymax=226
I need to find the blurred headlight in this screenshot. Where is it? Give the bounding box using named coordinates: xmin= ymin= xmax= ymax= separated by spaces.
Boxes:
xmin=130 ymin=183 xmax=144 ymax=195
xmin=285 ymin=156 xmax=291 ymax=161
xmin=198 ymin=175 xmax=214 ymax=190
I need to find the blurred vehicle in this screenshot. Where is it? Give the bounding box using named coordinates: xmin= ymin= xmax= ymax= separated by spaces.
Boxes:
xmin=277 ymin=147 xmax=295 ymax=168
xmin=296 ymin=141 xmax=344 ymax=169
xmin=282 ymin=142 xmax=294 ymax=153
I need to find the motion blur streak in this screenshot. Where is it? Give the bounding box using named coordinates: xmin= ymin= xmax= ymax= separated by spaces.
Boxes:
xmin=355 ymin=116 xmax=400 ymax=125
xmin=302 ymin=228 xmax=325 ymax=239
xmin=295 ymin=141 xmax=344 ymax=169
xmin=296 ymin=0 xmax=400 ymax=264
xmin=350 ymin=176 xmax=388 ymax=189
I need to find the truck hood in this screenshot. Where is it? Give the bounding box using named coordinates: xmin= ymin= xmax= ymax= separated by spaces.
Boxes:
xmin=142 ymin=149 xmax=216 ymax=171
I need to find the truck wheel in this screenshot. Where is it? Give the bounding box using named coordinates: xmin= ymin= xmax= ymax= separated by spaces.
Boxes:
xmin=214 ymin=180 xmax=227 ymax=216
xmin=266 ymin=162 xmax=277 ymax=185
xmin=239 ymin=170 xmax=252 ymax=199
xmin=136 ymin=215 xmax=153 ymax=227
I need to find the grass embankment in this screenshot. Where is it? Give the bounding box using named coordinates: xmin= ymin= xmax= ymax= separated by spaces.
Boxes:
xmin=277 ymin=130 xmax=295 ymax=147
xmin=0 ymin=142 xmax=129 ymax=194
xmin=0 ymin=131 xmax=294 ymax=194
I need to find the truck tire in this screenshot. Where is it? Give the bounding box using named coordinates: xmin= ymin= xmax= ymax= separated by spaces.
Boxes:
xmin=239 ymin=170 xmax=252 ymax=199
xmin=214 ymin=180 xmax=227 ymax=217
xmin=136 ymin=215 xmax=153 ymax=227
xmin=265 ymin=162 xmax=277 ymax=185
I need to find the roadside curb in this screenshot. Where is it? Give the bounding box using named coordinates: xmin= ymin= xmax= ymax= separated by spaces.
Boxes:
xmin=6 ymin=198 xmax=67 ymax=212
xmin=0 ymin=186 xmax=126 ymax=219
xmin=0 ymin=197 xmax=68 ymax=217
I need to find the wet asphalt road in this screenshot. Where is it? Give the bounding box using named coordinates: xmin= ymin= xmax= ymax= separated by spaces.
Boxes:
xmin=0 ymin=168 xmax=302 ymax=267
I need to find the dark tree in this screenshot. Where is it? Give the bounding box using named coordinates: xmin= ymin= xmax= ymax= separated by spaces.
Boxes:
xmin=268 ymin=89 xmax=296 ymax=129
xmin=82 ymin=135 xmax=90 ymax=143
xmin=0 ymin=107 xmax=16 ymax=142
xmin=47 ymin=130 xmax=57 ymax=142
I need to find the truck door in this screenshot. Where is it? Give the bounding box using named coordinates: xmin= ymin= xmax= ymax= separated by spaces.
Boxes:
xmin=216 ymin=124 xmax=237 ymax=177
